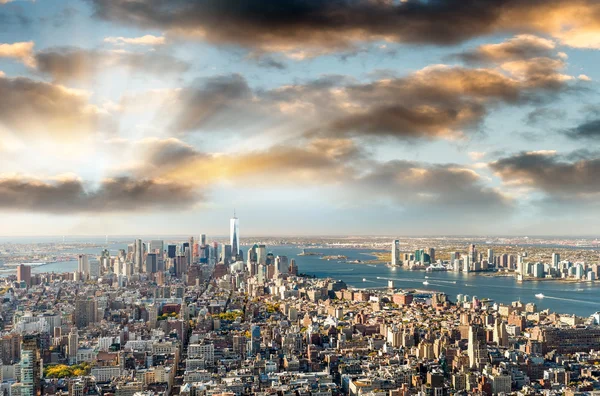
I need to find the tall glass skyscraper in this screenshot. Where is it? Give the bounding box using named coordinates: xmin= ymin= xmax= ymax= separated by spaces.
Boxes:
xmin=230 ymin=212 xmax=239 ymax=258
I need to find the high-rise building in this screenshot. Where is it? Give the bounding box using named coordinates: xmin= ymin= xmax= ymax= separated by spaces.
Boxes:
xmin=289 ymin=259 xmax=298 ymax=276
xmin=391 ymin=240 xmax=400 ymax=266
xmin=149 ymin=240 xmax=164 ymax=255
xmin=21 ymin=335 xmax=41 ymax=396
xmin=230 ymin=212 xmax=240 ymax=259
xmin=134 ymin=239 xmax=144 ymax=273
xmin=469 ymin=244 xmax=477 ymax=263
xmin=145 ymin=253 xmax=158 ymax=274
xmin=74 ymin=298 xmax=97 ymax=329
xmin=89 ymin=259 xmax=100 ymax=279
xmin=188 ymin=236 xmax=194 ymax=265
xmin=428 ymin=248 xmax=436 ymax=263
xmin=167 ymin=244 xmax=176 ymax=259
xmin=67 ymin=328 xmax=78 ymax=364
xmin=17 ymin=264 xmax=31 ymax=287
xmin=275 ymin=256 xmax=289 ymax=277
xmin=552 ymin=253 xmax=560 ymax=269
xmin=250 ymin=325 xmax=261 ymax=355
xmin=468 ymin=320 xmax=488 ymax=370
xmin=487 ymin=249 xmax=494 ymax=265
xmin=223 ymin=244 xmax=232 ymax=264
xmin=256 ymin=245 xmax=266 ymax=265
xmin=77 ymin=254 xmax=90 ymax=279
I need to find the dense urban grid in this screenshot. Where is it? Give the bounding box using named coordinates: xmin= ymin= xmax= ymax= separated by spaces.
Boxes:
xmin=0 ymin=216 xmax=599 ymax=396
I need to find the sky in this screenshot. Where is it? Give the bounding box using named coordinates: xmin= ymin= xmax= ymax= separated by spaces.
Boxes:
xmin=0 ymin=0 xmax=600 ymax=237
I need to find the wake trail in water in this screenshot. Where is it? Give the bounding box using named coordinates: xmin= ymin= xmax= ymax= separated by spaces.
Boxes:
xmin=541 ymin=295 xmax=598 ymax=305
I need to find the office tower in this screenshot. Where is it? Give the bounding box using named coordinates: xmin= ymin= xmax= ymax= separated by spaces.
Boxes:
xmin=275 ymin=256 xmax=289 ymax=277
xmin=113 ymin=259 xmax=122 ymax=276
xmin=256 ymin=245 xmax=267 ymax=265
xmin=188 ymin=236 xmax=194 ymax=264
xmin=201 ymin=234 xmax=207 ymax=246
xmin=289 ymin=259 xmax=298 ymax=276
xmin=175 ymin=255 xmax=187 ymax=278
xmin=74 ymin=297 xmax=97 ymax=329
xmin=391 ymin=240 xmax=400 ymax=266
xmin=552 ymin=253 xmax=560 ymax=269
xmin=493 ymin=318 xmax=508 ymax=347
xmin=134 ymin=239 xmax=143 ymax=273
xmin=469 ymin=244 xmax=476 ymax=263
xmin=230 ymin=212 xmax=240 ymax=259
xmin=266 ymin=252 xmax=274 ymax=265
xmin=223 ymin=244 xmax=232 ymax=264
xmin=428 ymin=248 xmax=435 ymax=263
xmin=415 ymin=249 xmax=425 ymax=263
xmin=89 ymin=259 xmax=100 ymax=279
xmin=77 ymin=254 xmax=90 ymax=278
xmin=145 ymin=253 xmax=158 ymax=274
xmin=487 ymin=249 xmax=494 ymax=265
xmin=251 ymin=325 xmax=261 ymax=354
xmin=450 ymin=251 xmax=460 ymax=262
xmin=468 ymin=320 xmax=488 ymax=370
xmin=17 ymin=264 xmax=31 ymax=287
xmin=147 ymin=304 xmax=158 ymax=329
xmin=149 ymin=240 xmax=164 ymax=255
xmin=167 ymin=244 xmax=176 ymax=259
xmin=21 ymin=335 xmax=41 ymax=396
xmin=247 ymin=244 xmax=258 ymax=263
xmin=67 ymin=328 xmax=78 ymax=364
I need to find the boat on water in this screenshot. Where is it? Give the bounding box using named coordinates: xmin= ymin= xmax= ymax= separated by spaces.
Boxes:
xmin=367 ymin=264 xmax=376 ymax=267
xmin=535 ymin=293 xmax=544 ymax=299
xmin=423 ymin=281 xmax=429 ymax=285
xmin=424 ymin=276 xmax=429 ymax=279
xmin=362 ymin=278 xmax=367 ymax=282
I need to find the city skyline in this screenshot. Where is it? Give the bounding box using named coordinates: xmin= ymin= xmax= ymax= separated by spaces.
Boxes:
xmin=1 ymin=1 xmax=600 ymax=236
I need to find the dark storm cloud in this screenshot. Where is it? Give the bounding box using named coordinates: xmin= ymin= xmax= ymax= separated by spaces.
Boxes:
xmin=490 ymin=151 xmax=600 ymax=195
xmin=89 ymin=0 xmax=600 ymax=55
xmin=563 ymin=119 xmax=600 ymax=140
xmin=0 ymin=75 xmax=113 ymax=137
xmin=35 ymin=47 xmax=190 ymax=83
xmin=0 ymin=176 xmax=200 ymax=213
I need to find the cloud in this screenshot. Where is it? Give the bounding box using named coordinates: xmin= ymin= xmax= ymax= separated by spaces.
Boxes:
xmin=104 ymin=35 xmax=166 ymax=46
xmin=0 ymin=74 xmax=113 ymax=138
xmin=0 ymin=174 xmax=200 ymax=213
xmin=525 ymin=107 xmax=567 ymax=125
xmin=563 ymin=118 xmax=600 ymax=140
xmin=490 ymin=150 xmax=600 ymax=196
xmin=0 ymin=41 xmax=36 ymax=67
xmin=469 ymin=152 xmax=487 ymax=161
xmin=120 ymin=137 xmax=511 ymax=221
xmin=166 ymin=74 xmax=256 ymax=133
xmin=89 ymin=0 xmax=600 ymax=56
xmin=453 ymin=35 xmax=557 ymax=64
xmin=35 ymin=47 xmax=189 ymax=83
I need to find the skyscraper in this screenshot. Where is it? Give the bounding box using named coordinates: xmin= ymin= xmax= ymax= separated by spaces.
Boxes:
xmin=167 ymin=244 xmax=176 ymax=259
xmin=77 ymin=254 xmax=90 ymax=278
xmin=145 ymin=253 xmax=158 ymax=274
xmin=149 ymin=240 xmax=164 ymax=255
xmin=469 ymin=244 xmax=477 ymax=263
xmin=134 ymin=239 xmax=144 ymax=273
xmin=391 ymin=240 xmax=400 ymax=266
xmin=552 ymin=253 xmax=560 ymax=269
xmin=17 ymin=264 xmax=31 ymax=287
xmin=230 ymin=212 xmax=239 ymax=259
